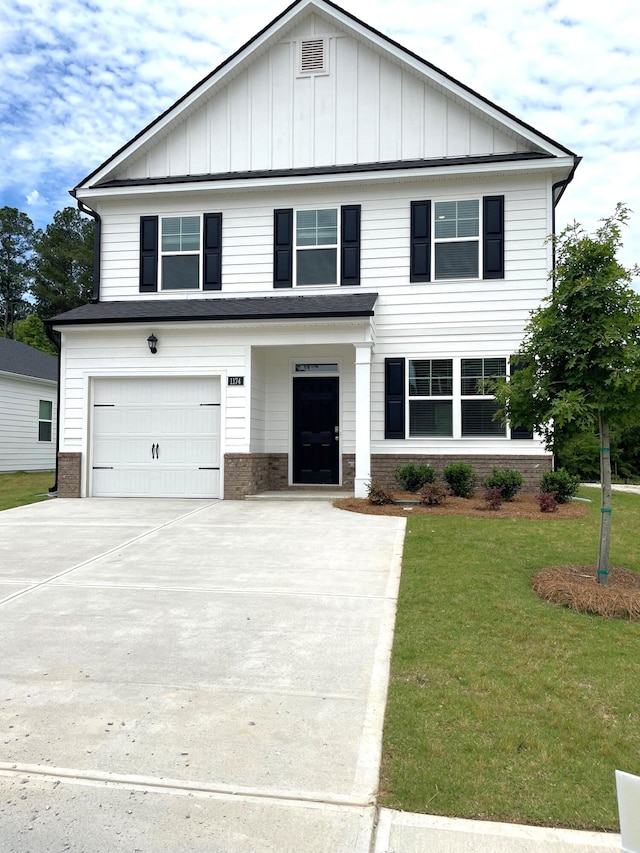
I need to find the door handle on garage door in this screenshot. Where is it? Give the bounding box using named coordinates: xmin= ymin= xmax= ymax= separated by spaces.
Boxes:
xmin=151 ymin=443 xmax=160 ymax=459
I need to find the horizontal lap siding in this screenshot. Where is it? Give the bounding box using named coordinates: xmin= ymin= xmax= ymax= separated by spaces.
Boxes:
xmin=0 ymin=377 xmax=57 ymax=472
xmin=97 ymin=174 xmax=549 ymax=302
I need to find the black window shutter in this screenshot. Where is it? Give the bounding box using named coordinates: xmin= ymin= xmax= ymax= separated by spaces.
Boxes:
xmin=410 ymin=200 xmax=431 ymax=282
xmin=341 ymin=205 xmax=361 ymax=286
xmin=483 ymin=195 xmax=504 ymax=279
xmin=139 ymin=216 xmax=158 ymax=293
xmin=385 ymin=357 xmax=405 ymax=439
xmin=203 ymin=213 xmax=222 ymax=291
xmin=273 ymin=209 xmax=293 ymax=288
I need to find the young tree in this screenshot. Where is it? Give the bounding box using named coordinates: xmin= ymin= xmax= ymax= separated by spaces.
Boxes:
xmin=31 ymin=207 xmax=94 ymax=319
xmin=13 ymin=314 xmax=57 ymax=355
xmin=0 ymin=207 xmax=36 ymax=337
xmin=496 ymin=204 xmax=640 ymax=585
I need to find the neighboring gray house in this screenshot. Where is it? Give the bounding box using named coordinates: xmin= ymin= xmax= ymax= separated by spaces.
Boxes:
xmin=50 ymin=0 xmax=578 ymax=500
xmin=0 ymin=338 xmax=58 ymax=473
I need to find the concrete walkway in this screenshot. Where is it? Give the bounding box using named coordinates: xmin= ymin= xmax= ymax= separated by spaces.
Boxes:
xmin=0 ymin=497 xmax=623 ymax=851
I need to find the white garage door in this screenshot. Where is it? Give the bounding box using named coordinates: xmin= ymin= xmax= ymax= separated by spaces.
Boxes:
xmin=91 ymin=377 xmax=221 ymax=498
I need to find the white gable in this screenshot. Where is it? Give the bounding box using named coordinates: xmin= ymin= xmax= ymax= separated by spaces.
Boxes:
xmin=79 ymin=0 xmax=571 ymax=189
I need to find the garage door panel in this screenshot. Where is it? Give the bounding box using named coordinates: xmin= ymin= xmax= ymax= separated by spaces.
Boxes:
xmin=91 ymin=378 xmax=221 ymax=498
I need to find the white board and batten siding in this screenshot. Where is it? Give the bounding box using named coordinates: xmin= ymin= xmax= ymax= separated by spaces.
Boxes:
xmin=0 ymin=373 xmax=57 ymax=473
xmin=113 ymin=14 xmax=536 ymax=182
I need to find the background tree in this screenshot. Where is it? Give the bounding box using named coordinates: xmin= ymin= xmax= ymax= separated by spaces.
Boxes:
xmin=496 ymin=204 xmax=640 ymax=585
xmin=0 ymin=206 xmax=36 ymax=338
xmin=31 ymin=207 xmax=94 ymax=319
xmin=13 ymin=314 xmax=57 ymax=355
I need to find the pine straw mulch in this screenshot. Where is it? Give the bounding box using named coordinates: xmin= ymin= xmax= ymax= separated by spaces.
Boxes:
xmin=532 ymin=565 xmax=640 ymax=621
xmin=335 ymin=493 xmax=640 ymax=621
xmin=333 ymin=493 xmax=588 ymax=519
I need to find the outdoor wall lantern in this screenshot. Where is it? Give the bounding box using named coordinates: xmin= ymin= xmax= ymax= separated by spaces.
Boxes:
xmin=147 ymin=334 xmax=158 ymax=354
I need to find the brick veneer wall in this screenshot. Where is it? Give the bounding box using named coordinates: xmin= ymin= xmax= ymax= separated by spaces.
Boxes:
xmin=371 ymin=454 xmax=552 ymax=494
xmin=224 ymin=452 xmax=354 ymax=498
xmin=57 ymin=452 xmax=82 ymax=498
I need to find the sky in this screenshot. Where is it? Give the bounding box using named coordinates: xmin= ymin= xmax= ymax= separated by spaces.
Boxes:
xmin=1 ymin=0 xmax=639 ymax=270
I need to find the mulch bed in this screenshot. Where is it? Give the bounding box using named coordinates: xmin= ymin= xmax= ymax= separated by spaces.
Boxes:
xmin=533 ymin=565 xmax=640 ymax=621
xmin=333 ymin=493 xmax=588 ymax=519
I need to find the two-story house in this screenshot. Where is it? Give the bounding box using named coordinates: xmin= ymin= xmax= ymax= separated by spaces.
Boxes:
xmin=49 ymin=0 xmax=579 ymax=500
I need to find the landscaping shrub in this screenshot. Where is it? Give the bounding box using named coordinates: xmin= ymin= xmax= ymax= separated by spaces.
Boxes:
xmin=483 ymin=486 xmax=504 ymax=510
xmin=419 ymin=483 xmax=448 ymax=506
xmin=539 ymin=468 xmax=580 ymax=504
xmin=536 ymin=492 xmax=558 ymax=513
xmin=483 ymin=467 xmax=523 ymax=502
xmin=393 ymin=463 xmax=435 ymax=492
xmin=442 ymin=462 xmax=477 ymax=498
xmin=367 ymin=480 xmax=394 ymax=505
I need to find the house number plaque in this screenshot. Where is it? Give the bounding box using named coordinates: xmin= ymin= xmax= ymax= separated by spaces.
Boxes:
xmin=228 ymin=376 xmax=245 ymax=386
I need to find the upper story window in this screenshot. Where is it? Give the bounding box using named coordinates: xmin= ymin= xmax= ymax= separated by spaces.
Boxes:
xmin=38 ymin=400 xmax=52 ymax=442
xmin=139 ymin=213 xmax=222 ymax=293
xmin=410 ymin=196 xmax=504 ymax=283
xmin=296 ymin=209 xmax=338 ymax=285
xmin=161 ymin=216 xmax=200 ymax=290
xmin=434 ymin=200 xmax=479 ymax=280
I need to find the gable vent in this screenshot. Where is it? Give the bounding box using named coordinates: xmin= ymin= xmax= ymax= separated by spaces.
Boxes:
xmin=299 ymin=38 xmax=327 ymax=74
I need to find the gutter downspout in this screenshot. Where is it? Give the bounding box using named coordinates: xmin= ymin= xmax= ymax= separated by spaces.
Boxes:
xmin=551 ymin=156 xmax=581 ymax=289
xmin=44 ymin=324 xmax=61 ymax=495
xmin=74 ymin=197 xmax=101 ymax=303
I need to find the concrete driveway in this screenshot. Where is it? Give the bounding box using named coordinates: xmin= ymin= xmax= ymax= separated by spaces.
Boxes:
xmin=0 ymin=497 xmax=405 ymax=852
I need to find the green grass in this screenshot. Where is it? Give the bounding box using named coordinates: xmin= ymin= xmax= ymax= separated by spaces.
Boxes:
xmin=0 ymin=471 xmax=55 ymax=512
xmin=380 ymin=488 xmax=640 ymax=831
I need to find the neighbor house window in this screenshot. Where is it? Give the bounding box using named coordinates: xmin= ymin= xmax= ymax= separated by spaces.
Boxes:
xmin=460 ymin=357 xmax=506 ymax=436
xmin=161 ymin=216 xmax=201 ymax=290
xmin=434 ymin=200 xmax=480 ymax=280
xmin=408 ymin=359 xmax=453 ymax=437
xmin=296 ymin=209 xmax=338 ymax=285
xmin=38 ymin=400 xmax=52 ymax=442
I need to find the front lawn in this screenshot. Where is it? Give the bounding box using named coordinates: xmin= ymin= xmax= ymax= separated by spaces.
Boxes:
xmin=379 ymin=488 xmax=640 ymax=831
xmin=0 ymin=471 xmax=55 ymax=512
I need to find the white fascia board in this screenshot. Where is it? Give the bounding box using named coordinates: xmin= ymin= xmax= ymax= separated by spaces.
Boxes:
xmin=75 ymin=155 xmax=577 ymax=204
xmin=0 ymin=370 xmax=56 ymax=388
xmin=80 ymin=1 xmax=320 ymax=188
xmin=52 ymin=316 xmax=374 ymax=339
xmin=312 ymin=2 xmax=571 ymax=158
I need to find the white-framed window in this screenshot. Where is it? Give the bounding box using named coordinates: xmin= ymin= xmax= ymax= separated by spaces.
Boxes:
xmin=38 ymin=400 xmax=53 ymax=442
xmin=434 ymin=200 xmax=480 ymax=280
xmin=408 ymin=359 xmax=453 ymax=437
xmin=295 ymin=208 xmax=338 ymax=286
xmin=407 ymin=357 xmax=507 ymax=438
xmin=460 ymin=357 xmax=506 ymax=437
xmin=161 ymin=215 xmax=201 ymax=290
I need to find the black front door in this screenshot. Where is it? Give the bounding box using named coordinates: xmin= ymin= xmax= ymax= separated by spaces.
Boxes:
xmin=293 ymin=376 xmax=339 ymax=484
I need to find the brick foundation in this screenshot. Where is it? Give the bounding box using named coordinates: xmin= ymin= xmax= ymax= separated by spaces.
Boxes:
xmin=371 ymin=454 xmax=552 ymax=494
xmin=57 ymin=452 xmax=82 ymax=498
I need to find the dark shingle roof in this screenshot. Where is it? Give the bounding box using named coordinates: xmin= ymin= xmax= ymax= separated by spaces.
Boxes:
xmin=0 ymin=338 xmax=58 ymax=382
xmin=49 ymin=293 xmax=378 ymax=326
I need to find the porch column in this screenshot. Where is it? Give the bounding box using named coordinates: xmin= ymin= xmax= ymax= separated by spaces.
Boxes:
xmin=354 ymin=342 xmax=373 ymax=498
